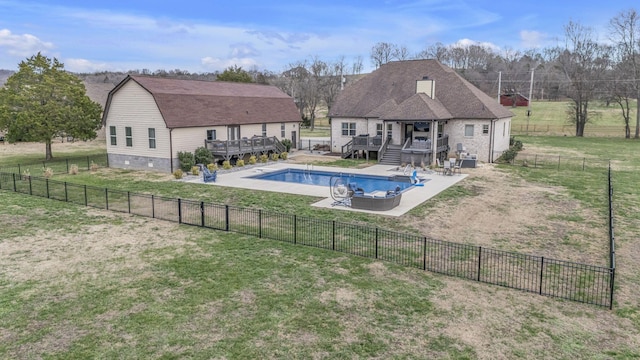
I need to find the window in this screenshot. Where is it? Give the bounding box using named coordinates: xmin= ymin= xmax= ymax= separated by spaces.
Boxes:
xmin=281 ymin=123 xmax=286 ymax=138
xmin=464 ymin=124 xmax=474 ymax=137
xmin=148 ymin=128 xmax=156 ymax=149
xmin=228 ymin=126 xmax=240 ymax=140
xmin=386 ymin=123 xmax=393 ymax=139
xmin=125 ymin=127 xmax=132 ymax=147
xmin=376 ymin=123 xmax=383 ymax=137
xmin=482 ymin=124 xmax=489 ymax=135
xmin=262 ymin=123 xmax=267 ymax=137
xmin=109 ymin=126 xmax=117 ymax=146
xmin=341 ymin=122 xmax=356 ymax=136
xmin=207 ymin=129 xmax=216 ymax=141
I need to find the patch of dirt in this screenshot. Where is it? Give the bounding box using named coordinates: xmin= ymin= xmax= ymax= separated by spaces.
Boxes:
xmin=404 ymin=164 xmax=608 ymax=264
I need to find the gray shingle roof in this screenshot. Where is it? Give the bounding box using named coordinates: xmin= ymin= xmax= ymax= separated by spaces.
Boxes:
xmin=103 ymin=75 xmax=301 ymax=128
xmin=330 ymin=59 xmax=512 ymax=120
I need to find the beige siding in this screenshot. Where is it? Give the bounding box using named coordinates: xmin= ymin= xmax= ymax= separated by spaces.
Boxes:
xmin=104 ymin=81 xmax=170 ymax=160
xmin=443 ymin=117 xmax=512 ymax=162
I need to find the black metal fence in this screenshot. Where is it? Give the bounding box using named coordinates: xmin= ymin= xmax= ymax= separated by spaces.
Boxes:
xmin=0 ymin=153 xmax=109 ymax=176
xmin=0 ymin=171 xmax=614 ymax=308
xmin=509 ymin=153 xmax=610 ymax=171
xmin=298 ymin=139 xmax=331 ymax=152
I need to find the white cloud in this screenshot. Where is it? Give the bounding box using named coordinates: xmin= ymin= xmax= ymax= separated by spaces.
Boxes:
xmin=64 ymin=58 xmax=111 ymax=73
xmin=451 ymin=38 xmax=500 ymax=51
xmin=0 ymin=29 xmax=54 ymax=57
xmin=201 ymin=57 xmax=260 ymax=71
xmin=519 ymin=30 xmax=546 ymax=48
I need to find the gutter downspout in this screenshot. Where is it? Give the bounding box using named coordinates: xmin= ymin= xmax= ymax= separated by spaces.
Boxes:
xmin=488 ymin=119 xmax=496 ymax=163
xmin=169 ymin=128 xmax=174 ymax=173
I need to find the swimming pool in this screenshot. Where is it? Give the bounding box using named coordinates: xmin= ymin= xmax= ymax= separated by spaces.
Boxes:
xmin=249 ymin=168 xmax=417 ymax=193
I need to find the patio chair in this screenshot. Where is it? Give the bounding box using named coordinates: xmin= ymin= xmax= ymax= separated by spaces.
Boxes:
xmin=435 ymin=158 xmax=444 ymax=175
xmin=197 ymin=164 xmax=217 ymax=183
xmin=443 ymin=159 xmax=451 ymax=175
xmin=450 ymin=158 xmax=461 ymax=175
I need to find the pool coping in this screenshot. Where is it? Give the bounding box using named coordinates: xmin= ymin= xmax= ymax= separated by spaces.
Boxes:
xmin=184 ymin=162 xmax=467 ymax=217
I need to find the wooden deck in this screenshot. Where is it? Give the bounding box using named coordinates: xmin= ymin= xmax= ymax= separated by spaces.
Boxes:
xmin=204 ymin=136 xmax=286 ymax=160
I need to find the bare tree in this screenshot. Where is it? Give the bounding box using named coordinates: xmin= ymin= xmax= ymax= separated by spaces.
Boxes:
xmin=392 ymin=44 xmax=411 ymax=61
xmin=609 ymin=8 xmax=640 ymax=138
xmin=556 ymin=21 xmax=612 ymax=136
xmin=417 ymin=42 xmax=450 ymax=64
xmin=370 ymin=42 xmax=397 ymax=69
xmin=351 ymin=55 xmax=364 ymax=75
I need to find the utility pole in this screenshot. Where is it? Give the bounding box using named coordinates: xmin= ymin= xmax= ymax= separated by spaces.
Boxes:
xmin=497 ymin=71 xmax=502 ymax=104
xmin=526 ymin=69 xmax=534 ymax=135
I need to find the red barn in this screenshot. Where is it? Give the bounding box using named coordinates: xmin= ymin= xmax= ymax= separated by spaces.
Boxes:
xmin=500 ymin=92 xmax=529 ymax=107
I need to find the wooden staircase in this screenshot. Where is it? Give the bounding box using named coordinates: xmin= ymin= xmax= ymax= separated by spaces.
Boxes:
xmin=379 ymin=145 xmax=402 ymax=165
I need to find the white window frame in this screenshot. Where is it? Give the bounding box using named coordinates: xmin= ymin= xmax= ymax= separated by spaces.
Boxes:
xmin=125 ymin=126 xmax=133 ymax=147
xmin=341 ymin=122 xmax=356 ymax=136
xmin=109 ymin=126 xmax=117 ymax=146
xmin=262 ymin=123 xmax=267 ymax=137
xmin=148 ymin=128 xmax=156 ymax=149
xmin=482 ymin=124 xmax=489 ymax=135
xmin=464 ymin=124 xmax=474 ymax=137
xmin=281 ymin=123 xmax=285 ymax=138
xmin=376 ymin=123 xmax=383 ymax=137
xmin=207 ymin=129 xmax=216 ymax=141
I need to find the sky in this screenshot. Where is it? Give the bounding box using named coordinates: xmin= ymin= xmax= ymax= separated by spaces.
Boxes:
xmin=0 ymin=0 xmax=634 ymax=74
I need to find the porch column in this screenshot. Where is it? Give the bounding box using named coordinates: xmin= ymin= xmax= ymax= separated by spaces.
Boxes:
xmin=430 ymin=120 xmax=437 ymax=166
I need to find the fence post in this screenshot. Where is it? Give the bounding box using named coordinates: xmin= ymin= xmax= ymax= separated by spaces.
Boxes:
xmin=152 ymin=195 xmax=155 ymax=218
xmin=18 ymin=164 xmax=21 ymax=175
xmin=200 ymin=201 xmax=205 ymax=227
xmin=259 ymin=209 xmax=262 ymax=238
xmin=539 ymin=257 xmax=544 ymax=295
xmin=66 ymin=158 xmax=69 ymax=173
xmin=225 ymin=205 xmax=230 ymax=231
xmin=582 ymin=157 xmax=585 ymax=171
xmin=105 ymin=188 xmax=109 ymax=210
xmin=423 ymin=236 xmax=427 ymax=271
xmin=127 ymin=192 xmax=131 ymax=213
xmin=46 ymin=178 xmax=50 ymax=199
xmin=477 ymin=246 xmax=482 ymax=282
xmin=610 ymin=268 xmax=615 ymax=310
xmin=12 ymin=173 xmax=16 ymax=192
xmin=178 ymin=198 xmax=182 ymax=224
xmin=28 ymin=175 xmax=32 ymax=195
xmin=332 ymin=220 xmax=336 ymax=250
xmin=293 ymin=215 xmax=297 ymax=244
xmin=64 ymin=182 xmax=68 ymax=202
xmin=84 ymin=185 xmax=87 ymax=206
xmin=557 ymin=155 xmax=561 ymax=170
xmin=375 ymin=227 xmax=379 ymax=259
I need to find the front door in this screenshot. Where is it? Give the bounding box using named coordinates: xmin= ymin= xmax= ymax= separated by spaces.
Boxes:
xmin=291 ymin=131 xmax=297 ymax=149
xmin=228 ymin=126 xmax=240 ymax=140
xmin=404 ymin=124 xmax=413 ymax=145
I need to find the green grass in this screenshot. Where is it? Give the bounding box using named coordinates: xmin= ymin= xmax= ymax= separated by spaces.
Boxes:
xmin=511 ymin=100 xmax=638 ymax=137
xmin=2 ymin=135 xmax=640 ymax=358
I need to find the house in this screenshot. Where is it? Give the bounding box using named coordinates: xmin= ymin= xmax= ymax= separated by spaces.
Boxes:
xmin=102 ymin=75 xmax=301 ymax=173
xmin=500 ymin=91 xmax=529 ymax=107
xmin=329 ymin=60 xmax=513 ymax=165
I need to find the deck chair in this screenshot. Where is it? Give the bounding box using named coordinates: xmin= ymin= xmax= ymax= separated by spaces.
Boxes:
xmin=450 ymin=158 xmax=461 ymax=175
xmin=197 ymin=164 xmax=217 ymax=183
xmin=443 ymin=159 xmax=451 ymax=175
xmin=435 ymin=158 xmax=444 ymax=175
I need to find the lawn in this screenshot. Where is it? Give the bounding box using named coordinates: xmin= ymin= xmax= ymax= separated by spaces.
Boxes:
xmin=510 ymin=100 xmax=638 ymax=137
xmin=1 ymin=136 xmax=640 ymax=358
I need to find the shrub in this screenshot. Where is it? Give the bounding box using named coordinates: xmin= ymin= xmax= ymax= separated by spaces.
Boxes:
xmin=271 ymin=153 xmax=280 ymax=161
xmin=236 ymin=159 xmax=245 ymax=167
xmin=248 ymin=155 xmax=257 ymax=165
xmin=259 ymin=154 xmax=268 ymax=163
xmin=207 ymin=163 xmax=218 ymax=171
xmin=281 ymin=138 xmax=292 ymax=151
xmin=498 ymin=148 xmax=519 ymax=163
xmin=90 ymin=161 xmax=99 ymax=171
xmin=173 ymin=169 xmax=183 ymax=179
xmin=43 ymin=167 xmax=54 ymax=179
xmin=191 ymin=166 xmax=200 ymax=175
xmin=222 ymin=160 xmax=232 ymax=170
xmin=178 ymin=151 xmax=195 ymax=172
xmin=280 ymin=151 xmax=288 ymax=160
xmin=69 ymin=164 xmax=79 ymax=175
xmin=194 ymin=146 xmax=213 ymax=165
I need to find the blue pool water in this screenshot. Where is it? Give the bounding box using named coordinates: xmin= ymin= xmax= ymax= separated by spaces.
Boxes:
xmin=249 ymin=168 xmax=416 ymax=193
